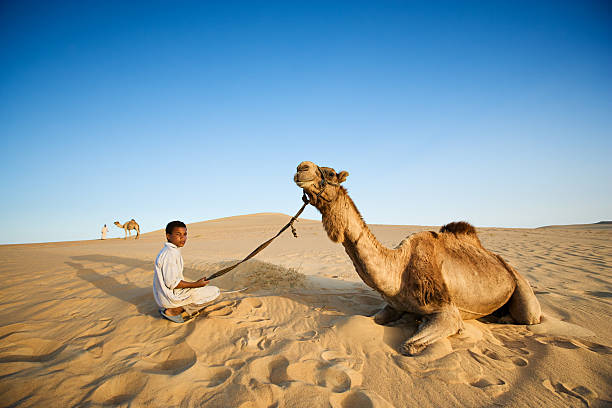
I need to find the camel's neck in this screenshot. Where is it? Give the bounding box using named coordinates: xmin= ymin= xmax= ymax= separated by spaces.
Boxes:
xmin=318 ymin=189 xmax=403 ymax=296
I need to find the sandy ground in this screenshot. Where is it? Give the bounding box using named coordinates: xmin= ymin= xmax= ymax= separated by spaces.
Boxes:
xmin=0 ymin=213 xmax=610 ymax=407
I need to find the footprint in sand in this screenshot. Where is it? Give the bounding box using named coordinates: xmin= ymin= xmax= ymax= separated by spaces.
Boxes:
xmin=320 ymin=366 xmax=354 ymax=393
xmin=466 ymin=346 xmax=528 ymax=373
xmin=469 ymin=376 xmax=509 ymax=397
xmin=497 ymin=336 xmax=533 ymax=356
xmin=535 ymin=336 xmax=580 ymax=350
xmin=536 ymin=336 xmax=612 ymax=354
xmin=320 ymin=350 xmax=363 ymax=370
xmin=321 ymin=350 xmax=347 ymax=364
xmin=85 ymin=340 xmax=104 ymax=358
xmin=481 ymin=346 xmax=529 ymax=367
xmin=573 ymin=339 xmax=612 ymax=354
xmin=280 ymin=350 xmax=365 ymax=398
xmin=330 ymin=389 xmax=395 ymax=408
xmin=471 ymin=377 xmax=506 ymax=388
xmin=511 ymin=356 xmax=528 ymax=367
xmin=482 ymin=348 xmax=503 ymax=361
xmin=285 ymin=360 xmax=324 ymax=384
xmin=238 ymin=328 xmax=272 ymax=350
xmin=234 ymin=298 xmax=270 ymax=324
xmin=140 ymin=342 xmax=197 ymax=375
xmin=286 ymin=359 xmax=360 ymax=393
xmin=249 ymin=355 xmax=290 ymax=386
xmin=296 ymin=330 xmax=318 ymax=341
xmin=256 ymin=337 xmax=272 ymax=350
xmin=245 ymin=379 xmax=279 ymax=408
xmin=88 ymin=373 xmax=147 ymax=406
xmin=282 ymin=382 xmax=334 ymax=407
xmin=225 ymin=358 xmax=246 ymax=370
xmin=205 ymin=300 xmax=237 ymax=317
xmin=194 ymin=366 xmax=233 ymax=387
xmin=235 ymin=297 xmax=263 ymax=313
xmin=542 ymin=379 xmax=595 ymax=407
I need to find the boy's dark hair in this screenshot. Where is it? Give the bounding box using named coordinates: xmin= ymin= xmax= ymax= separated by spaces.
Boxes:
xmin=166 ymin=220 xmax=186 ymax=235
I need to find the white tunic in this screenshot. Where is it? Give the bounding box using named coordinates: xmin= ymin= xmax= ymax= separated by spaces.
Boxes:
xmin=153 ymin=242 xmax=220 ymax=309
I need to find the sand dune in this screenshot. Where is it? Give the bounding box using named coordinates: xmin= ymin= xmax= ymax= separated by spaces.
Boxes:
xmin=0 ymin=214 xmax=610 ymax=407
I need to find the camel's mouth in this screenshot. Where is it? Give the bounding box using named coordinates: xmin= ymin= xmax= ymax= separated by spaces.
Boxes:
xmin=294 ymin=172 xmax=319 ymax=189
xmin=295 ymin=179 xmax=316 ymax=188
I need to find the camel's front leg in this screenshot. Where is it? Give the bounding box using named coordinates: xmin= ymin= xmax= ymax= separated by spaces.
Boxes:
xmin=373 ymin=304 xmax=404 ymax=325
xmin=400 ymin=306 xmax=464 ymax=356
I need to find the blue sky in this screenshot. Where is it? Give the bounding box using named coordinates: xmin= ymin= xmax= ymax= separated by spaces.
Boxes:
xmin=1 ymin=1 xmax=610 ymax=244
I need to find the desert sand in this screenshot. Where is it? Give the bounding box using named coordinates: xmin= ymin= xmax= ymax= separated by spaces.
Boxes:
xmin=0 ymin=213 xmax=610 ymax=407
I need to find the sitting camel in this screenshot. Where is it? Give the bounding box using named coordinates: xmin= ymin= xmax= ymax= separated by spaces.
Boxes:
xmin=294 ymin=161 xmax=541 ymax=355
xmin=114 ymin=219 xmax=140 ymax=239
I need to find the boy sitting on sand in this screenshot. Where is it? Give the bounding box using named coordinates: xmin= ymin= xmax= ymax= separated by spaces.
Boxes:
xmin=154 ymin=221 xmax=220 ymax=323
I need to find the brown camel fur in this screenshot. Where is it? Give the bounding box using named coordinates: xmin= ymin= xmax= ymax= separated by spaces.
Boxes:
xmin=114 ymin=219 xmax=140 ymax=239
xmin=294 ymin=161 xmax=541 ymax=355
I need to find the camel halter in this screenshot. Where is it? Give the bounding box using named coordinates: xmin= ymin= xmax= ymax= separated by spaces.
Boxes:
xmin=310 ymin=165 xmax=339 ymax=203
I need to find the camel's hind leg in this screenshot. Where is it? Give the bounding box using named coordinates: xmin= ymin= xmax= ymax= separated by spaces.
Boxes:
xmin=496 ymin=255 xmax=541 ymax=324
xmin=400 ymin=306 xmax=464 ymax=356
xmin=508 ymin=272 xmax=541 ymax=324
xmin=373 ymin=304 xmax=404 ymax=325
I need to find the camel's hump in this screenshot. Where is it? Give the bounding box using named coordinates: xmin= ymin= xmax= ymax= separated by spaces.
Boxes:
xmin=439 ymin=221 xmax=477 ymax=235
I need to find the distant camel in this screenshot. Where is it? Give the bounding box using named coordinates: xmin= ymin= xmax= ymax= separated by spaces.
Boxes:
xmin=114 ymin=219 xmax=140 ymax=239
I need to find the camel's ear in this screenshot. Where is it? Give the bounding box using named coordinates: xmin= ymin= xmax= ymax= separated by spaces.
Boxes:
xmin=337 ymin=171 xmax=349 ymax=183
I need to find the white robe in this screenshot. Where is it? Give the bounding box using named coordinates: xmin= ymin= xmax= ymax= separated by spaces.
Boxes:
xmin=153 ymin=242 xmax=219 ymax=309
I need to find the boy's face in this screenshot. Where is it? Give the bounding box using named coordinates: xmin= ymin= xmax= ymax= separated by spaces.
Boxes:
xmin=167 ymin=227 xmax=187 ymax=248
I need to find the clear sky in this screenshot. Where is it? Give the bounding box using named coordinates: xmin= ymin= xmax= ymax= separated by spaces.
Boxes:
xmin=1 ymin=1 xmax=610 ymax=244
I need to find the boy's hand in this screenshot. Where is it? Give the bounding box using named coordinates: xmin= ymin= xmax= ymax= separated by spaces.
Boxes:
xmin=197 ymin=277 xmax=210 ymax=286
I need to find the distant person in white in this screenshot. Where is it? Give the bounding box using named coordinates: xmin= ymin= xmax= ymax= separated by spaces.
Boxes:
xmin=101 ymin=224 xmax=108 ymax=240
xmin=153 ymin=220 xmax=220 ymax=323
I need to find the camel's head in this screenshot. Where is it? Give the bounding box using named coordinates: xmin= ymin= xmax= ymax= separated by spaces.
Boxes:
xmin=294 ymin=161 xmax=349 ymax=206
xmin=113 ymin=221 xmax=121 ymax=227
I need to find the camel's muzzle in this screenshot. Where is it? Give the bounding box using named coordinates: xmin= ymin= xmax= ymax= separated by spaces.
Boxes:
xmin=294 ymin=172 xmax=318 ymax=189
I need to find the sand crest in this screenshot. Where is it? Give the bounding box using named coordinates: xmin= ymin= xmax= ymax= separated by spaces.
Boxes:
xmin=0 ymin=214 xmax=610 ymax=407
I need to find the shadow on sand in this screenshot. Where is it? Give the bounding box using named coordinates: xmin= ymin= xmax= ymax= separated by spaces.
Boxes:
xmin=66 ymin=255 xmax=160 ymax=317
xmin=66 ymin=253 xmax=385 ymax=322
